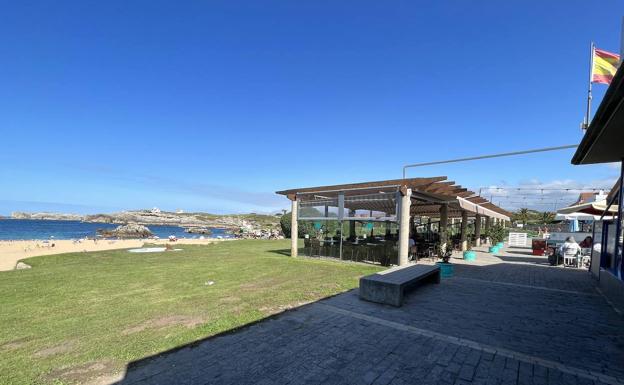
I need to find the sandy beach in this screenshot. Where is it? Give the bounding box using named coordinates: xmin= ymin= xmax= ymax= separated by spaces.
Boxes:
xmin=0 ymin=238 xmax=228 ymax=272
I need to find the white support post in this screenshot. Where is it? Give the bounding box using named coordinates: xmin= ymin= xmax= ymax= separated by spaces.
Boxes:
xmin=291 ymin=198 xmax=298 ymax=257
xmin=398 ymin=188 xmax=412 ymax=266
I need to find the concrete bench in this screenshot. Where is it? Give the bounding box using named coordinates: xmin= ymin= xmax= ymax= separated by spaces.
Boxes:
xmin=359 ymin=264 xmax=441 ymax=306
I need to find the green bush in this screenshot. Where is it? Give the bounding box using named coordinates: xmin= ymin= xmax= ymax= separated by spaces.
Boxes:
xmin=279 ymin=212 xmax=316 ymax=238
xmin=486 ymin=224 xmax=506 ymax=244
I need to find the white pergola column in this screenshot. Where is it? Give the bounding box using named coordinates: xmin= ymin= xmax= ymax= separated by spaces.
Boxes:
xmin=439 ymin=204 xmax=449 ymax=253
xmin=290 ymin=197 xmax=298 ymax=257
xmin=474 ymin=214 xmax=482 ymax=247
xmin=398 ymin=188 xmax=412 ymax=266
xmin=460 ymin=210 xmax=469 ymax=251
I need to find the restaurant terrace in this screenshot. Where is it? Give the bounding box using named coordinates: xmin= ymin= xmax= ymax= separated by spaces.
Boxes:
xmin=276 ymin=177 xmax=511 ymax=266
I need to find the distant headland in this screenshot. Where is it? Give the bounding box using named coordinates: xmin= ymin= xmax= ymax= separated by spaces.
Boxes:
xmin=9 ymin=209 xmax=283 ymax=232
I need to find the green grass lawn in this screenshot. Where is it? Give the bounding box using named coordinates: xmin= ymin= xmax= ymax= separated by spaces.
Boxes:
xmin=0 ymin=240 xmax=382 ymax=385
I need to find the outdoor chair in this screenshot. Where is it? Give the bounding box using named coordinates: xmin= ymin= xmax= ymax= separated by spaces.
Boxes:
xmin=563 ymin=250 xmax=580 ymax=267
xmin=310 ymin=239 xmax=321 ymax=257
xmin=342 ymin=244 xmax=355 ymax=261
xmin=358 ymin=244 xmax=371 ymax=263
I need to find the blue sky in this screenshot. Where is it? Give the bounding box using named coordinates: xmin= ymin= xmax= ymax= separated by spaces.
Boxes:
xmin=1 ymin=0 xmax=622 ymax=215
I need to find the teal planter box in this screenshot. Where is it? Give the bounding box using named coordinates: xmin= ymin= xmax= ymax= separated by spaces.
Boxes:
xmin=436 ymin=262 xmax=454 ymax=278
xmin=489 ymin=246 xmax=499 ymax=253
xmin=463 ymin=250 xmax=476 ymax=261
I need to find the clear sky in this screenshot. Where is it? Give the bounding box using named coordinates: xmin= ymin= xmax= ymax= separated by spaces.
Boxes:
xmin=1 ymin=1 xmax=622 ymax=215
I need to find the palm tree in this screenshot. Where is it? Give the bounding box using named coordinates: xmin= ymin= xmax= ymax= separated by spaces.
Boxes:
xmin=541 ymin=211 xmax=555 ymax=224
xmin=517 ymin=208 xmax=530 ymax=226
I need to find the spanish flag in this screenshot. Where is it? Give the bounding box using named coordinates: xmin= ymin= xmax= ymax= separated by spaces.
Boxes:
xmin=592 ymin=48 xmax=620 ymax=85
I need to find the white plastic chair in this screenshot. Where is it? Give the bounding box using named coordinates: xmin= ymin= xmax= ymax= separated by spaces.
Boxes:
xmin=563 ymin=250 xmax=579 ymax=267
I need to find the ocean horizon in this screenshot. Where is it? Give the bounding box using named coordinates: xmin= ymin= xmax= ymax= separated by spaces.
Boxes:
xmin=0 ymin=219 xmax=233 ymax=240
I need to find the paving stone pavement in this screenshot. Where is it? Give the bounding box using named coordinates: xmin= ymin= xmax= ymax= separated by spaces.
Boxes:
xmin=114 ymin=248 xmax=624 ymax=385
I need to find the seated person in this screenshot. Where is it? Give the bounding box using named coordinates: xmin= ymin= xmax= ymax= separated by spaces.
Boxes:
xmin=579 ymin=236 xmax=593 ymax=248
xmin=559 ymin=236 xmax=581 ymax=258
xmin=409 ymin=237 xmax=417 ymax=257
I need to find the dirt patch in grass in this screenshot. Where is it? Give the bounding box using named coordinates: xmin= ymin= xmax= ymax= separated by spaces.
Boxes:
xmin=0 ymin=337 xmax=30 ymax=351
xmin=218 ymin=296 xmax=241 ymax=304
xmin=33 ymin=340 xmax=75 ymax=358
xmin=238 ymin=277 xmax=283 ymax=290
xmin=122 ymin=315 xmax=204 ymax=335
xmin=43 ymin=360 xmax=120 ymax=385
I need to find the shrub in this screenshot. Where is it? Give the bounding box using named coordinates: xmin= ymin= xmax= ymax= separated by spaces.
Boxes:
xmin=279 ymin=212 xmax=315 ymax=239
xmin=486 ymin=224 xmax=506 ymax=244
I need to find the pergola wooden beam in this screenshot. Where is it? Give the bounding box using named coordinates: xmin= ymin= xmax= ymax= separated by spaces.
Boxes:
xmin=468 ymin=196 xmax=489 ymax=204
xmin=420 ymin=181 xmax=456 ymax=193
xmin=276 ymin=176 xmax=448 ymax=197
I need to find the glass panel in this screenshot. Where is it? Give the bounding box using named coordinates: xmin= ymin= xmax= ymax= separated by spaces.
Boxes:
xmin=344 ymin=192 xmax=397 ymax=221
xmin=605 ymin=222 xmax=617 ymax=271
xmin=298 ymin=197 xmax=339 ymax=220
xmin=591 ymin=221 xmax=603 ymax=274
xmin=618 ymin=215 xmax=623 ymax=278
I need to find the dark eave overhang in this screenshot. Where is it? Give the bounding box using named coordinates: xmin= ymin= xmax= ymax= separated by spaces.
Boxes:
xmin=572 ymin=65 xmax=624 ymax=165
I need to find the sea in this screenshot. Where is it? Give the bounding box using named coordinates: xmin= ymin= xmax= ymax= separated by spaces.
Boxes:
xmin=0 ymin=219 xmax=233 ymax=240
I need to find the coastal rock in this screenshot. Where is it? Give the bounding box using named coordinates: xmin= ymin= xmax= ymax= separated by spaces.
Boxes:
xmin=83 ymin=214 xmax=116 ymax=224
xmin=11 ymin=212 xmax=84 ymax=221
xmin=234 ymin=228 xmax=284 ymax=240
xmin=97 ymin=223 xmax=153 ymax=239
xmin=12 ymin=209 xmax=282 ymax=238
xmin=185 ymin=227 xmax=212 ymax=235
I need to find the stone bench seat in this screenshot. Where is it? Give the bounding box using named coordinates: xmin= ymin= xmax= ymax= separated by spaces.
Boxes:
xmin=359 ymin=264 xmax=440 ymax=306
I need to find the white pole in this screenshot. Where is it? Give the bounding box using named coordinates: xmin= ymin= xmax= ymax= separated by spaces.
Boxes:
xmin=584 ymin=42 xmax=595 ymax=130
xmin=398 ymin=189 xmax=412 ymax=266
xmin=291 ymin=198 xmax=298 ymax=257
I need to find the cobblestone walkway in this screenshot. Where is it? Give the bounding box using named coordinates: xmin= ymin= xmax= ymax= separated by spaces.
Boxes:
xmin=115 ymin=248 xmax=624 ymax=385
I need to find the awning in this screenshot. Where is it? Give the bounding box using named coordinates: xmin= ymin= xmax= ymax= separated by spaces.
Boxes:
xmin=554 ymin=213 xmax=604 ymax=221
xmin=556 ymin=201 xmax=619 ymax=216
xmin=572 ymin=64 xmax=624 ymax=164
xmin=457 ymin=197 xmax=510 ymax=221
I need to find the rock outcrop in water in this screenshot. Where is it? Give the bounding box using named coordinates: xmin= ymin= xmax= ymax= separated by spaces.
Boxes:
xmin=185 ymin=227 xmax=212 ymax=235
xmin=97 ymin=223 xmax=154 ymax=238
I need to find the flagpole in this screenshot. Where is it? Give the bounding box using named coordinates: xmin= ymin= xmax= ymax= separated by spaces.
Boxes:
xmin=584 ymin=41 xmax=595 ymax=130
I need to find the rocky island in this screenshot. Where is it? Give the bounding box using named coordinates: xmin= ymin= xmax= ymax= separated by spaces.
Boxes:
xmin=97 ymin=223 xmax=154 ymax=238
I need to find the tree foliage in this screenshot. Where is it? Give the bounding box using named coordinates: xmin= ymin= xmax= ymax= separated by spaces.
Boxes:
xmin=279 ymin=212 xmax=315 ymax=238
xmin=511 ymin=208 xmax=556 ymax=226
xmin=485 ymin=223 xmax=506 ymax=244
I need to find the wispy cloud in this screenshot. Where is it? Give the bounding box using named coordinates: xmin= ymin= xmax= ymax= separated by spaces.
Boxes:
xmin=478 ymin=177 xmax=617 ymax=212
xmin=74 ymin=165 xmax=286 ymax=210
xmin=605 ymin=162 xmax=622 ymax=170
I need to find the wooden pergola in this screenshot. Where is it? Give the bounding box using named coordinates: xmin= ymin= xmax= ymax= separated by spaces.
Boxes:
xmin=276 ymin=176 xmax=511 ymax=266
